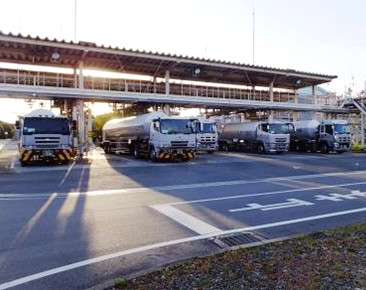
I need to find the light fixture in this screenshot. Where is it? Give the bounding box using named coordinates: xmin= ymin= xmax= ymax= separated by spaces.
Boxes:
xmin=51 ymin=52 xmax=60 ymax=60
xmin=194 ymin=68 xmax=201 ymax=76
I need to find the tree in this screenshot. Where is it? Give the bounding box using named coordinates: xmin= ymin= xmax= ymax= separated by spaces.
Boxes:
xmin=93 ymin=112 xmax=123 ymax=142
xmin=0 ymin=121 xmax=15 ymax=139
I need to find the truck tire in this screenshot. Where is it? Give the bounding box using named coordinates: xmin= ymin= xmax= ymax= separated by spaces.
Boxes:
xmin=320 ymin=144 xmax=329 ymax=154
xmin=257 ymin=144 xmax=265 ymax=154
xmin=149 ymin=147 xmax=157 ymax=162
xmin=133 ymin=144 xmax=140 ymax=159
xmin=20 ymin=161 xmax=28 ymax=167
xmin=221 ymin=143 xmax=229 ymax=152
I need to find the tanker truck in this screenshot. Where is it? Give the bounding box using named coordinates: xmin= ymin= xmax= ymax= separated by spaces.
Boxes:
xmin=196 ymin=120 xmax=218 ymax=154
xmin=291 ymin=119 xmax=352 ymax=154
xmin=18 ymin=108 xmax=73 ymax=166
xmin=219 ymin=121 xmax=291 ymax=153
xmin=102 ymin=112 xmax=198 ymax=161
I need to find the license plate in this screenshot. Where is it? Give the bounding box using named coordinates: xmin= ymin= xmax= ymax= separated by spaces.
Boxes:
xmin=44 ymin=150 xmax=53 ymax=157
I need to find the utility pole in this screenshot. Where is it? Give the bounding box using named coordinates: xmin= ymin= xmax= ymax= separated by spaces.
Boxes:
xmin=74 ymin=0 xmax=77 ymax=42
xmin=252 ymin=5 xmax=255 ymax=65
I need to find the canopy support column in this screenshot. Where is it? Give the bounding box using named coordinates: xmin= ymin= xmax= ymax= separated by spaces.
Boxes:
xmin=269 ymin=81 xmax=274 ymax=121
xmin=165 ymin=70 xmax=170 ymax=95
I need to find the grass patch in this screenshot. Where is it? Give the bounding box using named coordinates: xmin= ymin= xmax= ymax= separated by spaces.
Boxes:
xmin=352 ymin=143 xmax=366 ymax=152
xmin=111 ymin=223 xmax=366 ymax=290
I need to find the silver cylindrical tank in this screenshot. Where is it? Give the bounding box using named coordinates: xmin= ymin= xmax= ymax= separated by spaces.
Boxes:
xmin=220 ymin=122 xmax=260 ymax=141
xmin=293 ymin=120 xmax=320 ymax=140
xmin=103 ymin=111 xmax=167 ymax=140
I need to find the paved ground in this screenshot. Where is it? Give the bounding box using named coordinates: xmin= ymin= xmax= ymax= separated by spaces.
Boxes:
xmin=0 ymin=140 xmax=366 ymax=289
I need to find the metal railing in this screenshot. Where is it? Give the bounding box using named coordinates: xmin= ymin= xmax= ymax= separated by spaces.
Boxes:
xmin=0 ymin=69 xmax=339 ymax=107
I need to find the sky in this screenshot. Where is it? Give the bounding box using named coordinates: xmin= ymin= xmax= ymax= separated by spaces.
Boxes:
xmin=0 ymin=0 xmax=365 ymax=122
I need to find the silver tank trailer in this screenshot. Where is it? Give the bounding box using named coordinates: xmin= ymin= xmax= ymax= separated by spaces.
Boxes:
xmin=220 ymin=121 xmax=259 ymax=141
xmin=103 ymin=111 xmax=166 ymax=140
xmin=293 ymin=120 xmax=320 ymax=140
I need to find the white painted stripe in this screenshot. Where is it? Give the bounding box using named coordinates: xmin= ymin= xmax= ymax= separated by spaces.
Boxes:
xmin=151 ymin=204 xmax=221 ymax=234
xmin=58 ymin=161 xmax=76 ymax=186
xmin=10 ymin=155 xmax=17 ymax=169
xmin=153 ymin=170 xmax=366 ymax=191
xmin=0 ymin=188 xmax=127 ymax=199
xmin=167 ymin=181 xmax=366 ymax=206
xmin=2 ymin=170 xmax=366 ymax=201
xmin=1 ymin=206 xmax=366 ymax=289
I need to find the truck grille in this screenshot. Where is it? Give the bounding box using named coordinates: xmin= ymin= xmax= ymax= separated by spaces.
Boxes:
xmin=171 ymin=141 xmax=189 ymax=148
xmin=275 ymin=138 xmax=287 ymax=143
xmin=339 ymin=136 xmax=351 ymax=143
xmin=36 ymin=145 xmax=59 ymax=149
xmin=200 ymin=136 xmax=216 ymax=142
xmin=34 ymin=137 xmax=61 ymax=148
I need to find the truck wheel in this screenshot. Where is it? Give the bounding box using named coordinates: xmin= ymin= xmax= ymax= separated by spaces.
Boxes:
xmin=257 ymin=144 xmax=265 ymax=154
xmin=133 ymin=145 xmax=140 ymax=159
xmin=221 ymin=143 xmax=229 ymax=152
xmin=20 ymin=161 xmax=28 ymax=167
xmin=320 ymin=144 xmax=329 ymax=154
xmin=149 ymin=147 xmax=157 ymax=162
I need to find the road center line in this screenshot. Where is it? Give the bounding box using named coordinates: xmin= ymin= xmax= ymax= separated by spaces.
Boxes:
xmin=1 ymin=206 xmax=366 ymax=290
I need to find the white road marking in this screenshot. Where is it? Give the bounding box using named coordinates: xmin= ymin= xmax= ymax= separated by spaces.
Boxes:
xmin=150 ymin=170 xmax=366 ymax=192
xmin=315 ymin=193 xmax=358 ymax=202
xmin=10 ymin=154 xmax=17 ymax=169
xmin=166 ymin=181 xmax=366 ymax=206
xmin=315 ymin=190 xmax=366 ymax=202
xmin=3 ymin=177 xmax=366 ymax=201
xmin=1 ymin=206 xmax=366 ymax=289
xmin=0 ymin=188 xmax=127 ymax=199
xmin=151 ymin=204 xmax=221 ymax=234
xmin=351 ymin=190 xmax=366 ymax=197
xmin=229 ymin=198 xmax=314 ymax=212
xmin=59 ymin=161 xmax=76 ymax=186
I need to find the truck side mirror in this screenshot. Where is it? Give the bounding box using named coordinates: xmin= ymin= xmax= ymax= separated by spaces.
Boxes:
xmin=15 ymin=120 xmax=20 ymax=129
xmin=153 ymin=121 xmax=160 ymax=131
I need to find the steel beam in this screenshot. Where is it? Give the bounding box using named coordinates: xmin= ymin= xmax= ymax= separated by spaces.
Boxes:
xmin=0 ymin=83 xmax=352 ymax=114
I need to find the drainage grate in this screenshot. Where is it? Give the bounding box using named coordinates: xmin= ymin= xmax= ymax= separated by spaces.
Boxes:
xmin=212 ymin=232 xmax=265 ymax=248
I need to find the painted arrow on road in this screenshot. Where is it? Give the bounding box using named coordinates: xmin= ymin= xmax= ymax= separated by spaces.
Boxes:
xmin=229 ymin=198 xmax=314 ymax=213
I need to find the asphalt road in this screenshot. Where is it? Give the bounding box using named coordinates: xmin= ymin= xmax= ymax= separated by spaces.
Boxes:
xmin=0 ymin=140 xmax=366 ymax=289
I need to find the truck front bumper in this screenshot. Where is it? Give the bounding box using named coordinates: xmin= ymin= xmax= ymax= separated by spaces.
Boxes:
xmin=197 ymin=142 xmax=218 ymax=152
xmin=20 ymin=148 xmax=74 ymax=164
xmin=333 ymin=143 xmax=352 ymax=152
xmin=266 ymin=143 xmax=289 ymax=153
xmin=156 ymin=147 xmax=196 ymax=160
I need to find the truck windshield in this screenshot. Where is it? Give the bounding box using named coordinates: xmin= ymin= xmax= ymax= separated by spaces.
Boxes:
xmin=334 ymin=124 xmax=350 ymax=134
xmin=23 ymin=117 xmax=70 ymax=135
xmin=262 ymin=123 xmax=291 ymax=134
xmin=160 ymin=119 xmax=196 ymax=134
xmin=202 ymin=123 xmax=217 ymax=133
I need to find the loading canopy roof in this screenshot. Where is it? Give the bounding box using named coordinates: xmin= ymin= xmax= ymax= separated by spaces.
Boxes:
xmin=0 ymin=32 xmax=337 ymax=89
